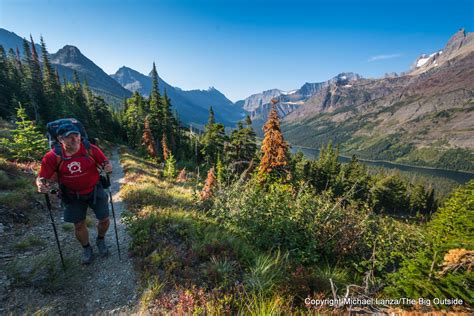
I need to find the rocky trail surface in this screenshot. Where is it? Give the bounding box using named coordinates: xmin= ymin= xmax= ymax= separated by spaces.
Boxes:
xmin=0 ymin=148 xmax=140 ymax=314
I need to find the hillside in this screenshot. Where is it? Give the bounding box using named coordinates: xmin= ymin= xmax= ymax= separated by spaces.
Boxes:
xmin=281 ymin=29 xmax=474 ymax=171
xmin=0 ymin=29 xmax=132 ymax=108
xmin=245 ymin=73 xmax=362 ymax=130
xmin=111 ymin=66 xmax=245 ymax=127
xmin=50 ymin=46 xmax=132 ymax=107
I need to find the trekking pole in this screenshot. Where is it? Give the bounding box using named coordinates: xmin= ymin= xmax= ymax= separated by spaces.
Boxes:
xmin=40 ymin=181 xmax=66 ymax=271
xmin=106 ymin=173 xmax=121 ymax=259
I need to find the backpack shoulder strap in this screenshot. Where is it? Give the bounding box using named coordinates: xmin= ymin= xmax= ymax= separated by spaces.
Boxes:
xmin=54 ymin=153 xmax=63 ymax=183
xmin=86 ymin=145 xmax=102 ymax=171
xmin=53 ymin=143 xmax=63 ymax=158
xmin=87 ymin=147 xmax=97 ymax=165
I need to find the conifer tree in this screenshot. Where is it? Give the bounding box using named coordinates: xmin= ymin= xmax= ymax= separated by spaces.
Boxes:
xmin=425 ymin=187 xmax=437 ymax=216
xmin=177 ymin=168 xmax=187 ymax=182
xmin=229 ymin=121 xmax=244 ymax=160
xmin=55 ymin=68 xmax=61 ymax=87
xmin=87 ymin=93 xmax=115 ymax=138
xmin=73 ymin=70 xmax=81 ymax=88
xmin=161 ymin=133 xmax=170 ymax=161
xmin=228 ymin=116 xmax=257 ymax=169
xmin=243 ymin=115 xmax=257 ymax=159
xmin=21 ymin=39 xmax=38 ymax=120
xmin=40 ymin=36 xmax=62 ymax=120
xmin=64 ymin=71 xmax=92 ymax=129
xmin=148 ymin=62 xmax=162 ymax=141
xmin=142 ymin=116 xmax=158 ymax=158
xmin=21 ymin=39 xmax=32 ymax=69
xmin=0 ymin=104 xmax=48 ymax=161
xmin=3 ymin=48 xmax=24 ymax=119
xmin=200 ymin=167 xmax=216 ymax=201
xmin=124 ymin=92 xmax=146 ymax=148
xmin=172 ymin=109 xmax=182 ymax=159
xmin=216 ymin=153 xmax=224 ymax=185
xmin=201 ymin=106 xmax=226 ymax=165
xmin=28 ymin=35 xmax=46 ymax=122
xmin=150 ymin=62 xmax=161 ymax=105
xmin=258 ymin=100 xmax=289 ymax=182
xmin=164 ymin=153 xmax=177 ymax=180
xmin=334 ymin=154 xmax=370 ymax=201
xmin=309 ymin=142 xmax=341 ymax=192
xmin=409 ymin=183 xmax=428 ymax=216
xmin=207 ymin=106 xmax=215 ymax=125
xmin=0 ymin=45 xmax=11 ymax=118
xmin=162 ymin=88 xmax=177 ymax=152
xmin=370 ymin=175 xmax=409 ymax=214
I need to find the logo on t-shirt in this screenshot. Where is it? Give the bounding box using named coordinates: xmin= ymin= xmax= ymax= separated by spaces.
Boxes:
xmin=67 ymin=161 xmax=82 ymax=174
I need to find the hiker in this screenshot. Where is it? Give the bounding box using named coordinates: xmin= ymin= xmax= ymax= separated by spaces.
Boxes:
xmin=36 ymin=123 xmax=112 ymax=264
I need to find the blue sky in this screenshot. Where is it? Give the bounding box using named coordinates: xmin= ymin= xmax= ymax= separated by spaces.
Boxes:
xmin=0 ymin=0 xmax=472 ymax=101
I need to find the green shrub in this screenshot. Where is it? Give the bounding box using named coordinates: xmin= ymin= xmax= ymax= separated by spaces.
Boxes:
xmin=384 ymin=181 xmax=474 ymax=308
xmin=370 ymin=175 xmax=409 ymax=214
xmin=356 ymin=216 xmax=427 ymax=284
xmin=211 ymin=178 xmax=373 ymax=265
xmin=428 ymin=180 xmax=474 ymax=249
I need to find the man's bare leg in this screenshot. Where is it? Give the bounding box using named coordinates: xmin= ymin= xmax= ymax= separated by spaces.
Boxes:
xmin=97 ymin=217 xmax=110 ymax=238
xmin=74 ymin=220 xmax=90 ymax=246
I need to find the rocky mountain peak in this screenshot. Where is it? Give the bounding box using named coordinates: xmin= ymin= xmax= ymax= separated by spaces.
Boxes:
xmin=330 ymin=72 xmax=362 ymax=85
xmin=56 ymin=45 xmax=82 ymax=57
xmin=114 ymin=66 xmax=143 ymax=79
xmin=299 ymin=82 xmax=324 ymax=97
xmin=50 ymin=45 xmax=88 ymax=65
xmin=117 ymin=65 xmax=133 ymax=73
xmin=240 ymin=89 xmax=283 ymax=112
xmin=444 ymin=28 xmax=466 ymax=54
xmin=410 ymin=28 xmax=473 ymax=75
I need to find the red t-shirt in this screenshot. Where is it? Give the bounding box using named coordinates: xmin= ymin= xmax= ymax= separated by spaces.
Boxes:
xmin=39 ymin=143 xmax=108 ymax=195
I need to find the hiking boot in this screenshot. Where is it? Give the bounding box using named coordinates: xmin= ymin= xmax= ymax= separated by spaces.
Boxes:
xmin=82 ymin=245 xmax=94 ymax=265
xmin=96 ymin=238 xmax=109 ymax=257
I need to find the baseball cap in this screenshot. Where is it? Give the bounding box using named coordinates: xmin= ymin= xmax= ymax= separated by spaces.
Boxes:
xmin=57 ymin=123 xmax=81 ymax=137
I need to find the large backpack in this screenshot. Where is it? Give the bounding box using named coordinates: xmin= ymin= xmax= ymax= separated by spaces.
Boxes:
xmin=46 ymin=118 xmax=109 ymax=189
xmin=46 ymin=118 xmax=100 ymax=171
xmin=46 ymin=118 xmax=94 ymax=160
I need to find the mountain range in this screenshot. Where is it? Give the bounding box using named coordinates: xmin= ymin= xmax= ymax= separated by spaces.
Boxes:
xmin=244 ymin=73 xmax=362 ymax=130
xmin=111 ymin=66 xmax=244 ymax=126
xmin=50 ymin=46 xmax=132 ymax=106
xmin=1 ymin=27 xmax=472 ymax=170
xmin=280 ymin=29 xmax=474 ymax=171
xmin=0 ymin=28 xmax=243 ymax=126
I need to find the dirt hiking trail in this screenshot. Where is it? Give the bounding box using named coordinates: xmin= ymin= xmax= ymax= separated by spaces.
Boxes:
xmin=0 ymin=148 xmax=140 ymax=315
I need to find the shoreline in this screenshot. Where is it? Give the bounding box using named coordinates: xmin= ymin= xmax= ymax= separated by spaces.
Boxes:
xmin=291 ymin=144 xmax=474 ymax=176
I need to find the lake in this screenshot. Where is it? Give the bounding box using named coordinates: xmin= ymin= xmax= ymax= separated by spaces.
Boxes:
xmin=292 ymin=146 xmax=474 ymax=184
